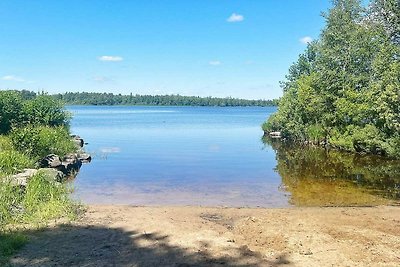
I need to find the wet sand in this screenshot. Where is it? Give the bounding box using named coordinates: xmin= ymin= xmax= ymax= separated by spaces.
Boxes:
xmin=11 ymin=205 xmax=400 ymax=266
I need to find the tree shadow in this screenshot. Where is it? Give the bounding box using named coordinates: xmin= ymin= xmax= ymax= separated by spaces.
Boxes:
xmin=10 ymin=224 xmax=290 ymax=267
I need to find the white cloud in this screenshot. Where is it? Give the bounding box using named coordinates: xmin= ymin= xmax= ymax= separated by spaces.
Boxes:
xmin=209 ymin=60 xmax=221 ymax=66
xmin=1 ymin=75 xmax=25 ymax=82
xmin=300 ymin=36 xmax=313 ymax=44
xmin=98 ymin=55 xmax=123 ymax=62
xmin=227 ymin=13 xmax=244 ymax=23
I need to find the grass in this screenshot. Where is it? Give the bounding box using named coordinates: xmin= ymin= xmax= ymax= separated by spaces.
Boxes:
xmin=0 ymin=232 xmax=27 ymax=266
xmin=0 ymin=91 xmax=79 ymax=264
xmin=0 ymin=150 xmax=34 ymax=177
xmin=22 ymin=170 xmax=78 ymax=224
xmin=0 ymin=171 xmax=79 ymax=264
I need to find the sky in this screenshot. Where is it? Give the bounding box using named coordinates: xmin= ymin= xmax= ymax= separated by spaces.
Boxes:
xmin=0 ymin=0 xmax=334 ymax=100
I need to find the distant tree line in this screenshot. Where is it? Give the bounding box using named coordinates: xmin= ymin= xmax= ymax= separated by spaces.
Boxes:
xmin=263 ymin=0 xmax=400 ymax=158
xmin=52 ymin=92 xmax=278 ymax=107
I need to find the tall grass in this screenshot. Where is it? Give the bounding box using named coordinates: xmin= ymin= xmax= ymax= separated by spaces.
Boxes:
xmin=22 ymin=170 xmax=78 ymax=224
xmin=0 ymin=170 xmax=78 ymax=228
xmin=0 ymin=150 xmax=33 ymax=177
xmin=0 ymin=171 xmax=79 ymax=264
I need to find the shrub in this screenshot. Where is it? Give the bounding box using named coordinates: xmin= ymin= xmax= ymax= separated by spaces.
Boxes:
xmin=11 ymin=126 xmax=76 ymax=160
xmin=262 ymin=113 xmax=282 ymax=132
xmin=0 ymin=91 xmax=24 ymax=134
xmin=22 ymin=95 xmax=70 ymax=127
xmin=352 ymin=124 xmax=387 ymax=155
xmin=329 ymin=127 xmax=356 ymax=152
xmin=306 ymin=124 xmax=326 ymax=144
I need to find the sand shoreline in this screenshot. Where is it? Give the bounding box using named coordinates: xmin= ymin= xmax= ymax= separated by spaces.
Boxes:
xmin=11 ymin=205 xmax=400 ymax=266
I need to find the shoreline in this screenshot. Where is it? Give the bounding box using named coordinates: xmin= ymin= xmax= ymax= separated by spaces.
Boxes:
xmin=11 ymin=204 xmax=400 ymax=266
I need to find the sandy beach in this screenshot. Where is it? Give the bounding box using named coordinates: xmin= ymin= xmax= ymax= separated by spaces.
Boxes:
xmin=11 ymin=205 xmax=400 ymax=266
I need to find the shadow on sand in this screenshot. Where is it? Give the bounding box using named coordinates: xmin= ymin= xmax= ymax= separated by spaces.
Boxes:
xmin=10 ymin=224 xmax=290 ymax=267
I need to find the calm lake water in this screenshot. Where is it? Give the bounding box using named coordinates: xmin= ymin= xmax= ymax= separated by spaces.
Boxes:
xmin=68 ymin=106 xmax=399 ymax=207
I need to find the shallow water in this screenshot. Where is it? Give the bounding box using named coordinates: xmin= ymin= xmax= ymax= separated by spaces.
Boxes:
xmin=68 ymin=106 xmax=399 ymax=207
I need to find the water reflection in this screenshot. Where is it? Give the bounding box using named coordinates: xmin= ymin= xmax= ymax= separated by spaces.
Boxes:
xmin=263 ymin=137 xmax=400 ymax=206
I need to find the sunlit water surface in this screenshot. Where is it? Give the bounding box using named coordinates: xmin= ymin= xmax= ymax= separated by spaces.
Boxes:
xmin=68 ymin=106 xmax=399 ymax=207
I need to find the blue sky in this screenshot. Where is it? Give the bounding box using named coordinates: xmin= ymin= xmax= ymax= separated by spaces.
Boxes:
xmin=0 ymin=0 xmax=333 ymax=100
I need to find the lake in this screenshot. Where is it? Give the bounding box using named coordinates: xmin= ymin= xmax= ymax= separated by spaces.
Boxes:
xmin=68 ymin=106 xmax=399 ymax=207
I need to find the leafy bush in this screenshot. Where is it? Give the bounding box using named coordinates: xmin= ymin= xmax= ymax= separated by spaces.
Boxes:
xmin=22 ymin=94 xmax=71 ymax=127
xmin=329 ymin=128 xmax=355 ymax=152
xmin=11 ymin=126 xmax=76 ymax=160
xmin=352 ymin=124 xmax=387 ymax=155
xmin=262 ymin=113 xmax=282 ymax=132
xmin=0 ymin=91 xmax=24 ymax=134
xmin=306 ymin=124 xmax=325 ymax=144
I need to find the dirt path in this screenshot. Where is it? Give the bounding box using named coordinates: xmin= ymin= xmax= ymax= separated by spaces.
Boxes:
xmin=11 ymin=205 xmax=400 ymax=266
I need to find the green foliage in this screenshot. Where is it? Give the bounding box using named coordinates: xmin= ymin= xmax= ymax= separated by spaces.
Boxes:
xmin=0 ymin=91 xmax=78 ymax=264
xmin=22 ymin=170 xmax=78 ymax=224
xmin=0 ymin=150 xmax=33 ymax=176
xmin=11 ymin=126 xmax=76 ymax=160
xmin=0 ymin=135 xmax=33 ymax=176
xmin=264 ymin=0 xmax=400 ymax=158
xmin=54 ymin=92 xmax=279 ymax=107
xmin=0 ymin=91 xmax=24 ymax=134
xmin=0 ymin=91 xmax=70 ymax=135
xmin=22 ymin=94 xmax=71 ymax=127
xmin=307 ymin=124 xmax=326 ymax=144
xmin=262 ymin=113 xmax=281 ymax=132
xmin=0 ymin=171 xmax=78 ymax=264
xmin=0 ymin=180 xmax=24 ymax=227
xmin=0 ymin=171 xmax=78 ymax=227
xmin=0 ymin=136 xmax=13 ymax=152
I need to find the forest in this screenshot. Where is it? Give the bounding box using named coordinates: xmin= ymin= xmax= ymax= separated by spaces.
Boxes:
xmin=263 ymin=0 xmax=400 ymax=158
xmin=53 ymin=92 xmax=278 ymax=107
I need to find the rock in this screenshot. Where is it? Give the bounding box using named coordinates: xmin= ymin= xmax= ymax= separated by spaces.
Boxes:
xmin=39 ymin=154 xmax=62 ymax=168
xmin=10 ymin=169 xmax=38 ymax=186
xmin=38 ymin=168 xmax=66 ymax=183
xmin=71 ymin=135 xmax=84 ymax=148
xmin=77 ymin=153 xmax=91 ymax=163
xmin=269 ymin=131 xmax=282 ymax=138
xmin=57 ymin=154 xmax=82 ymax=176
